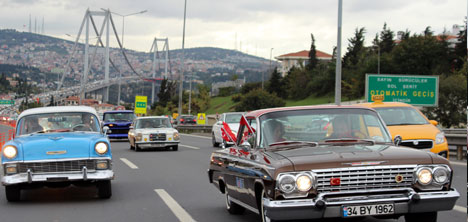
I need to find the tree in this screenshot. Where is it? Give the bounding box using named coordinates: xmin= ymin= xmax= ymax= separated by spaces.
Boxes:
xmin=235 ymin=89 xmax=285 ymax=112
xmin=453 ymin=22 xmax=467 ymax=70
xmin=284 ymin=67 xmax=310 ymax=100
xmin=343 ymin=27 xmax=366 ymax=68
xmin=306 ymin=33 xmax=318 ymax=70
xmin=266 ymin=68 xmax=285 ymax=98
xmin=423 ymin=72 xmax=467 ymax=128
xmin=423 ymin=26 xmax=434 ymax=37
xmin=379 ymin=23 xmax=395 ymax=54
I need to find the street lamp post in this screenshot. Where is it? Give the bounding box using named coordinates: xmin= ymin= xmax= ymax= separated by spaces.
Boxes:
xmin=178 ymin=0 xmax=187 ymax=117
xmin=106 ymin=9 xmax=147 ymax=106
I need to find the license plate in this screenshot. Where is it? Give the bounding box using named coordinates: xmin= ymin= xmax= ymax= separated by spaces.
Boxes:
xmin=342 ymin=203 xmax=394 ymax=217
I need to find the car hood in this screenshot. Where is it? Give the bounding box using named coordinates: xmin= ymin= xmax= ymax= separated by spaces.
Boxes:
xmin=13 ymin=133 xmax=103 ymax=161
xmin=136 ymin=128 xmax=177 ymax=134
xmin=269 ymin=144 xmax=437 ymax=171
xmin=387 ymin=124 xmax=440 ymax=140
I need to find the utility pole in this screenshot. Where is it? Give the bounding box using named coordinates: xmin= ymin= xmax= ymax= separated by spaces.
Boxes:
xmin=178 ymin=0 xmax=187 ymax=116
xmin=335 ymin=0 xmax=342 ymax=106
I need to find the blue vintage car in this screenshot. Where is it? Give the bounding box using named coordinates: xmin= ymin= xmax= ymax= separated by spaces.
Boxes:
xmin=102 ymin=110 xmax=135 ymax=139
xmin=1 ymin=106 xmax=114 ymax=201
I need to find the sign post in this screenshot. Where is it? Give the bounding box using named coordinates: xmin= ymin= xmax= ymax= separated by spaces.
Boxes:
xmin=365 ymin=74 xmax=439 ymax=106
xmin=134 ymin=96 xmax=147 ymax=115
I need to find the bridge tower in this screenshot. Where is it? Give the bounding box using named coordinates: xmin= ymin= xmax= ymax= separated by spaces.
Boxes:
xmin=149 ymin=38 xmax=170 ymax=104
xmin=57 ymin=9 xmax=113 ymax=104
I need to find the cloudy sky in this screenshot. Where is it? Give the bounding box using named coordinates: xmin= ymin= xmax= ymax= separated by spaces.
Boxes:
xmin=0 ymin=0 xmax=466 ymax=59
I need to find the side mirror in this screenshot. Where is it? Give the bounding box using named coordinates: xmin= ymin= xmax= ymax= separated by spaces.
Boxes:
xmin=129 ymin=126 xmax=134 ymax=130
xmin=240 ymin=141 xmax=251 ymax=152
xmin=216 ymin=121 xmax=223 ymax=125
xmin=429 ymin=120 xmax=438 ymax=126
xmin=393 ymin=135 xmax=402 ymax=146
xmin=102 ymin=126 xmax=110 ymax=134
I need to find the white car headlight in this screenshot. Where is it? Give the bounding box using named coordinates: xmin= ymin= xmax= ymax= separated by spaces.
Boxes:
xmin=278 ymin=175 xmax=296 ymax=193
xmin=416 ymin=168 xmax=432 ymax=185
xmin=435 ymin=132 xmax=445 ymax=144
xmin=95 ymin=142 xmax=109 ymax=155
xmin=433 ymin=166 xmax=449 ymax=184
xmin=3 ymin=145 xmax=17 ymax=159
xmin=136 ymin=133 xmax=142 ymax=141
xmin=173 ymin=132 xmax=180 ymax=141
xmin=296 ymin=174 xmax=313 ymax=192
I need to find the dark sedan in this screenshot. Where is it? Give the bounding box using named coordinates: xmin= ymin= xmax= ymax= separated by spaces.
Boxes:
xmin=207 ymin=105 xmax=459 ymax=222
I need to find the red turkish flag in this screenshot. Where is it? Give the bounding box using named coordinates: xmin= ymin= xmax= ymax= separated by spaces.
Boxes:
xmin=222 ymin=122 xmax=237 ymax=142
xmin=240 ymin=115 xmax=255 ymax=134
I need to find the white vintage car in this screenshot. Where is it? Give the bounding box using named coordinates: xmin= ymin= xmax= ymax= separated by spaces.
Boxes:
xmin=211 ymin=112 xmax=244 ymax=147
xmin=128 ymin=116 xmax=180 ymax=151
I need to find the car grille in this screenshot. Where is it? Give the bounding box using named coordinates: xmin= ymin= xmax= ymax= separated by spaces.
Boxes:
xmin=150 ymin=133 xmax=166 ymax=141
xmin=400 ymin=140 xmax=433 ymax=149
xmin=313 ymin=165 xmax=416 ymax=192
xmin=17 ymin=160 xmax=97 ymax=173
xmin=109 ymin=129 xmax=129 ymax=134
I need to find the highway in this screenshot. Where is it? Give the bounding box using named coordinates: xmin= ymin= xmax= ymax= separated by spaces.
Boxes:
xmin=0 ymin=133 xmax=465 ymax=222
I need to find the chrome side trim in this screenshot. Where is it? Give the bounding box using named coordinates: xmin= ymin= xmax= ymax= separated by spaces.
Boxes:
xmin=229 ymin=196 xmax=259 ymax=214
xmin=27 ymin=169 xmax=32 ymax=183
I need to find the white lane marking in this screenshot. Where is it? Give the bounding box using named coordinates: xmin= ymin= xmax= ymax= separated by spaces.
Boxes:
xmin=180 ymin=144 xmax=200 ymax=150
xmin=453 ymin=205 xmax=467 ymax=213
xmin=154 ymin=189 xmax=196 ymax=222
xmin=180 ymin=133 xmax=210 ymax=139
xmin=120 ymin=158 xmax=139 ymax=169
xmin=449 ymin=161 xmax=467 ymax=166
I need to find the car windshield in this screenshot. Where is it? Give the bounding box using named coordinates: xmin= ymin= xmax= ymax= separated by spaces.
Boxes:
xmin=136 ymin=118 xmax=172 ymax=129
xmin=225 ymin=114 xmax=243 ymax=123
xmin=374 ymin=107 xmax=429 ymax=126
xmin=18 ymin=112 xmax=100 ymax=135
xmin=258 ymin=108 xmax=392 ymax=148
xmin=104 ymin=112 xmax=134 ymax=122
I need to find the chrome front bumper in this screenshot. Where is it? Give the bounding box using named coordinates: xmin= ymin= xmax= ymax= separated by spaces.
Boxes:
xmin=136 ymin=142 xmax=179 ymax=148
xmin=2 ymin=169 xmax=114 ymax=186
xmin=263 ymin=188 xmax=460 ymax=220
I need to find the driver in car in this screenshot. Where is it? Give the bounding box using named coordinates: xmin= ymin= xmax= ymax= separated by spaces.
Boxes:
xmin=327 ymin=116 xmax=364 ymax=139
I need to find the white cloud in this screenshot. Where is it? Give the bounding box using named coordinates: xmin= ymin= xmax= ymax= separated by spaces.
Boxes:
xmin=0 ymin=0 xmax=465 ymax=59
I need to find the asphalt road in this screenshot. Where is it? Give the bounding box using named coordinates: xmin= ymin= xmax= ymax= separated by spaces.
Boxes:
xmin=0 ymin=133 xmax=465 ymax=222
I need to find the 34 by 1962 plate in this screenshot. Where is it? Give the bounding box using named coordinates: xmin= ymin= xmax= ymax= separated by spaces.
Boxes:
xmin=342 ymin=203 xmax=394 ymax=217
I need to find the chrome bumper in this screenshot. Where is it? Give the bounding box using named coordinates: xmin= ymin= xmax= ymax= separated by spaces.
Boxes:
xmin=136 ymin=142 xmax=179 ymax=148
xmin=263 ymin=188 xmax=460 ymax=220
xmin=2 ymin=169 xmax=114 ymax=186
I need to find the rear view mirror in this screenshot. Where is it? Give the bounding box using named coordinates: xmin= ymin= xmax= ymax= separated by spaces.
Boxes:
xmin=393 ymin=135 xmax=402 ymax=146
xmin=102 ymin=126 xmax=110 ymax=134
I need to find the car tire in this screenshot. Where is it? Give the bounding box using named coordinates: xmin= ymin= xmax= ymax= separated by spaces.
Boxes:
xmin=225 ymin=191 xmax=245 ymax=215
xmin=212 ymin=133 xmax=219 ymax=147
xmin=97 ymin=180 xmax=112 ymax=199
xmin=404 ymin=212 xmax=437 ymax=222
xmin=172 ymin=145 xmax=178 ymax=151
xmin=5 ymin=185 xmax=21 ymax=202
xmin=259 ymin=189 xmax=277 ymax=222
xmin=135 ymin=144 xmax=141 ymax=152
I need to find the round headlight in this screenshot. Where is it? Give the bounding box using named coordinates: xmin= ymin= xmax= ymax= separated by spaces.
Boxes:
xmin=278 ymin=175 xmax=296 ymax=193
xmin=95 ymin=142 xmax=108 ymax=155
xmin=417 ymin=168 xmax=433 ymax=185
xmin=296 ymin=174 xmax=312 ymax=192
xmin=173 ymin=132 xmax=180 ymax=141
xmin=433 ymin=167 xmax=449 ymax=184
xmin=3 ymin=146 xmax=17 ymax=159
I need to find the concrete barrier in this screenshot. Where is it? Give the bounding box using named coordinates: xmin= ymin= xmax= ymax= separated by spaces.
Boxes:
xmin=444 ymin=128 xmax=467 ymax=160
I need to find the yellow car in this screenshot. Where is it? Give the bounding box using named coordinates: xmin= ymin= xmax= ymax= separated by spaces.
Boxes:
xmin=359 ymin=101 xmax=449 ymax=158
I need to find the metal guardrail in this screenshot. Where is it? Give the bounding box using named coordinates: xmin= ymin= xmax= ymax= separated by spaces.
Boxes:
xmin=176 ymin=125 xmax=212 ymax=134
xmin=443 ymin=129 xmax=467 ymax=160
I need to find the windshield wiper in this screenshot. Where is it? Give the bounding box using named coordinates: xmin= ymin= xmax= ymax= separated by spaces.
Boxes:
xmin=323 ymin=138 xmax=376 ymax=145
xmin=29 ymin=130 xmax=47 ymax=135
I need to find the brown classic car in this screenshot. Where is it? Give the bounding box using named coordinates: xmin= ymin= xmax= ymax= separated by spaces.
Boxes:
xmin=207 ymin=105 xmax=459 ymax=222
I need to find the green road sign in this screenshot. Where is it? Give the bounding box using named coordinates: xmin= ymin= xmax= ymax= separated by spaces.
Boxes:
xmin=365 ymin=74 xmax=439 ymax=106
xmin=0 ymin=100 xmax=15 ymax=105
xmin=134 ymin=96 xmax=147 ymax=114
